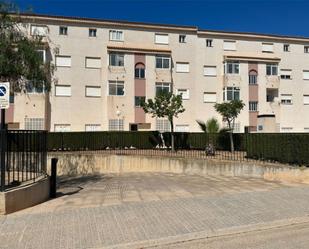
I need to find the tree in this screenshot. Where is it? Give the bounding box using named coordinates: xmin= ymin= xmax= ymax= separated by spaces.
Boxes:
xmin=196 ymin=118 xmax=220 ymax=133
xmin=214 ymin=100 xmax=245 ymax=152
xmin=142 ymin=92 xmax=185 ymax=152
xmin=0 ymin=2 xmax=53 ymax=93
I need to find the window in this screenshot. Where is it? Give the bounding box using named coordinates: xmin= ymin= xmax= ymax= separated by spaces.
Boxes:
xmin=281 ymin=94 xmax=293 ymax=105
xmin=31 ymin=25 xmax=48 ymax=36
xmin=204 ymin=66 xmax=217 ymax=76
xmin=262 ymin=43 xmax=274 ymax=53
xmin=89 ymin=28 xmax=97 ymax=37
xmin=249 ymin=101 xmax=258 ymax=111
xmin=280 ymin=69 xmax=292 ymax=80
xmin=155 ymin=56 xmax=170 ymax=69
xmin=55 ymin=85 xmax=71 ymax=97
xmin=304 ymin=128 xmax=309 ymax=132
xmin=303 ymin=70 xmax=309 ymax=80
xmin=179 ymin=35 xmax=186 ymax=43
xmin=304 ymin=46 xmax=309 ymax=53
xmin=203 ymin=92 xmax=217 ymax=103
xmin=176 ymin=89 xmax=189 ymax=100
xmin=109 ymin=119 xmax=124 ymax=131
xmin=223 ymin=87 xmax=240 ymax=101
xmin=24 ymin=118 xmax=44 ymax=130
xmin=156 ymin=119 xmax=170 ymax=132
xmin=206 ymin=39 xmax=213 ymax=47
xmin=54 ymin=124 xmax=71 ymax=132
xmin=266 ymin=64 xmax=278 ymax=76
xmin=175 ymin=125 xmax=189 ymax=132
xmin=108 ymin=81 xmax=124 ymax=96
xmin=85 ymin=86 xmax=101 ymax=97
xmin=223 ymin=40 xmax=236 ymax=51
xmin=283 ymin=44 xmax=290 ymax=52
xmin=59 ymin=26 xmax=68 ymax=36
xmin=25 ymin=81 xmax=45 ymax=94
xmin=281 ymin=127 xmax=293 ymax=132
xmin=304 ymin=95 xmax=309 ymax=105
xmin=55 ymin=56 xmax=71 ymax=67
xmin=36 ymin=50 xmax=46 ymax=63
xmin=109 ymin=53 xmax=124 ymax=67
xmin=135 ymin=63 xmax=145 ymax=78
xmin=85 ymin=124 xmax=101 ymax=131
xmin=249 ymin=70 xmax=258 ymax=84
xmin=155 ymin=34 xmax=169 ymax=44
xmin=135 ymin=96 xmax=145 ymax=107
xmin=109 ymin=30 xmax=123 ymax=41
xmin=156 ymin=82 xmax=171 ymax=95
xmin=176 ymin=62 xmax=189 ymax=73
xmin=85 ymin=57 xmax=101 ymax=69
xmin=225 ymin=61 xmax=239 ymax=74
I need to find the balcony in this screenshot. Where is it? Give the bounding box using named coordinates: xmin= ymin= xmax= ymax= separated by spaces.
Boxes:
xmin=223 ymin=74 xmax=242 ymax=87
xmin=265 ymin=75 xmax=280 ymax=89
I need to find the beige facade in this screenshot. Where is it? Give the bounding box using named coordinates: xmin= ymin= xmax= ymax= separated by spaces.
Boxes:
xmin=9 ymin=14 xmax=309 ymax=132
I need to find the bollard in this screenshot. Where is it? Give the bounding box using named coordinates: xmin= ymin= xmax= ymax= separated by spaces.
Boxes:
xmin=50 ymin=158 xmax=58 ymax=198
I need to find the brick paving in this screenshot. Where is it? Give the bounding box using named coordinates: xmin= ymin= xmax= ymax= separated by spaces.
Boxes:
xmin=0 ymin=173 xmax=309 ymax=249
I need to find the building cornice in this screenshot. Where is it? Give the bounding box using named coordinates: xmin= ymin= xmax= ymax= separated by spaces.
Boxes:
xmin=18 ymin=13 xmax=197 ymax=33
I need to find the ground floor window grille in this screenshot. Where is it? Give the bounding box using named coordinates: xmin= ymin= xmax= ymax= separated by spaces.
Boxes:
xmin=24 ymin=118 xmax=44 ymax=130
xmin=85 ymin=124 xmax=101 ymax=131
xmin=109 ymin=119 xmax=124 ymax=131
xmin=156 ymin=119 xmax=170 ymax=132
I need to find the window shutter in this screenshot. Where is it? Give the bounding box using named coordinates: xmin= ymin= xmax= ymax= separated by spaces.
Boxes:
xmin=85 ymin=57 xmax=101 ymax=68
xmin=155 ymin=34 xmax=169 ymax=44
xmin=176 ymin=63 xmax=189 ymax=73
xmin=204 ymin=66 xmax=217 ymax=76
xmin=304 ymin=95 xmax=309 ymax=105
xmin=262 ymin=43 xmax=274 ymax=52
xmin=223 ymin=40 xmax=236 ymax=51
xmin=56 ymin=56 xmax=71 ymax=67
xmin=176 ymin=89 xmax=190 ymax=99
xmin=203 ymin=92 xmax=217 ymax=103
xmin=303 ymin=70 xmax=309 ymax=80
xmin=280 ymin=69 xmax=292 ymax=76
xmin=85 ymin=86 xmax=101 ymax=97
xmin=55 ymin=85 xmax=71 ymax=96
xmin=31 ymin=25 xmax=48 ymax=36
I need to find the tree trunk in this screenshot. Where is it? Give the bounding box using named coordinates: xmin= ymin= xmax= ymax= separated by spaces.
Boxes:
xmin=229 ymin=131 xmax=234 ymax=153
xmin=170 ymin=118 xmax=175 ymax=153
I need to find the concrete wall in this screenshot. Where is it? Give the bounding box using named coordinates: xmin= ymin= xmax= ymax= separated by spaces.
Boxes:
xmin=0 ymin=177 xmax=50 ymax=215
xmin=48 ymin=152 xmax=309 ymax=184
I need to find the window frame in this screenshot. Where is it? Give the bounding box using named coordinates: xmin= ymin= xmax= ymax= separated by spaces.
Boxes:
xmin=55 ymin=85 xmax=72 ymax=97
xmin=155 ymin=82 xmax=171 ymax=96
xmin=108 ymin=80 xmax=125 ymax=96
xmin=176 ymin=89 xmax=190 ymax=100
xmin=89 ymin=28 xmax=97 ymax=37
xmin=283 ymin=44 xmax=290 ymax=52
xmin=155 ymin=33 xmax=169 ymax=44
xmin=55 ymin=55 xmax=71 ymax=67
xmin=155 ymin=56 xmax=171 ymax=69
xmin=109 ymin=30 xmax=124 ymax=41
xmin=206 ymin=39 xmax=213 ymax=47
xmin=134 ymin=96 xmax=146 ymax=107
xmin=59 ymin=26 xmax=68 ymax=36
xmin=85 ymin=86 xmax=101 ymax=98
xmin=249 ymin=101 xmax=258 ymax=112
xmin=179 ymin=35 xmax=186 ymax=43
xmin=223 ymin=87 xmax=240 ymax=101
xmin=134 ymin=63 xmax=145 ymax=79
xmin=109 ymin=53 xmax=124 ymax=67
xmin=280 ymin=94 xmax=293 ymax=105
xmin=203 ymin=92 xmax=217 ymax=103
xmin=225 ymin=61 xmax=240 ymax=74
xmin=266 ymin=64 xmax=278 ymax=76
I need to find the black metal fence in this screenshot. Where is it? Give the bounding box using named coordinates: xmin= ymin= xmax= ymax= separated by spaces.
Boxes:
xmin=47 ymin=131 xmax=309 ymax=166
xmin=0 ymin=130 xmax=47 ymax=191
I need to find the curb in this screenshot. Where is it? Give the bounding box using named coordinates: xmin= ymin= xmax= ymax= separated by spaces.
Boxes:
xmin=93 ymin=216 xmax=309 ymax=249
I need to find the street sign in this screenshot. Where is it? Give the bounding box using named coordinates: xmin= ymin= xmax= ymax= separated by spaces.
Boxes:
xmin=0 ymin=82 xmax=10 ymax=109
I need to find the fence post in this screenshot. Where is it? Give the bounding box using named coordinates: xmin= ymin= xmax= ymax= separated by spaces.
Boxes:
xmin=50 ymin=158 xmax=58 ymax=198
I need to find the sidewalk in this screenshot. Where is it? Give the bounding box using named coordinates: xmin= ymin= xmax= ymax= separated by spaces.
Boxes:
xmin=0 ymin=174 xmax=309 ymax=249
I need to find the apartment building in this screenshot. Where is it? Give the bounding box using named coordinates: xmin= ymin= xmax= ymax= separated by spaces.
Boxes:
xmin=5 ymin=13 xmax=309 ymax=132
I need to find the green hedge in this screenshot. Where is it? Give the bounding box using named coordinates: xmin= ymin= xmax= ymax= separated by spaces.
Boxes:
xmin=245 ymin=133 xmax=309 ymax=166
xmin=47 ymin=131 xmax=243 ymax=151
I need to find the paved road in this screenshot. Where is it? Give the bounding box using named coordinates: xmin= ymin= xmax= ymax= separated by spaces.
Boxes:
xmin=0 ymin=173 xmax=308 ymax=249
xmin=155 ymin=222 xmax=309 ymax=249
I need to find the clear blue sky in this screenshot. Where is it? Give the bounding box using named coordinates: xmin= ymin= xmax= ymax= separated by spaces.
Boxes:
xmin=14 ymin=0 xmax=309 ymax=37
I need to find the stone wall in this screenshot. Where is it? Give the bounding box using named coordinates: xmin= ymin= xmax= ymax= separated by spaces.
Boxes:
xmin=47 ymin=152 xmax=309 ymax=184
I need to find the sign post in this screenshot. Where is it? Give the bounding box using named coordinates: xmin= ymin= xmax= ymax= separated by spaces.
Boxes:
xmin=0 ymin=82 xmax=9 ymax=190
xmin=0 ymin=82 xmax=10 ymax=129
